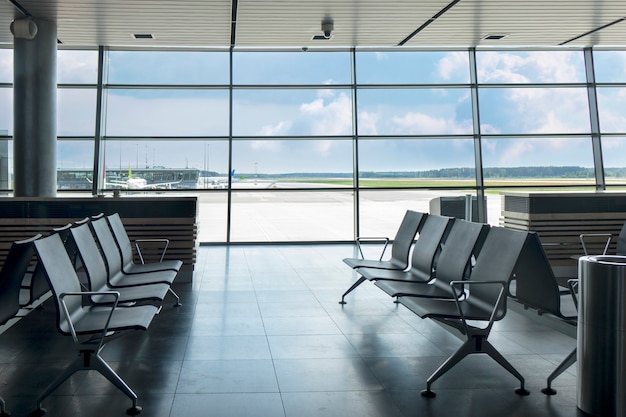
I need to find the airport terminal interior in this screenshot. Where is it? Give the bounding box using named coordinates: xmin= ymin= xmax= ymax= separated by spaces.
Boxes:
xmin=2 ymin=0 xmax=626 ymax=416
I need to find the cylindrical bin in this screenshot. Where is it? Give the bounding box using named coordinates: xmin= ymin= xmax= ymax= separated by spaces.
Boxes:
xmin=578 ymin=255 xmax=626 ymax=417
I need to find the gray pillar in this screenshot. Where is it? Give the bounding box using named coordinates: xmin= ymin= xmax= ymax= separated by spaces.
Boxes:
xmin=12 ymin=18 xmax=57 ymax=197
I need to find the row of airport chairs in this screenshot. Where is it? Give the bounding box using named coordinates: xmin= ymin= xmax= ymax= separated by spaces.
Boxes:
xmin=0 ymin=212 xmax=183 ymax=416
xmin=341 ymin=210 xmax=579 ymax=397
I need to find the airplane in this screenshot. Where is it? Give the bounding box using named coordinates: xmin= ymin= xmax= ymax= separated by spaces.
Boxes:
xmin=87 ymin=167 xmax=182 ymax=190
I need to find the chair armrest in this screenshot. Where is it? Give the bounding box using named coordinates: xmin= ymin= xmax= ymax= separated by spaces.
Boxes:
xmin=450 ymin=280 xmax=507 ymax=335
xmin=135 ymin=238 xmax=170 ymax=263
xmin=355 ymin=236 xmax=390 ymax=261
xmin=579 ymin=233 xmax=612 ymax=256
xmin=567 ymin=279 xmax=579 ymax=310
xmin=59 ymin=291 xmax=120 ymax=347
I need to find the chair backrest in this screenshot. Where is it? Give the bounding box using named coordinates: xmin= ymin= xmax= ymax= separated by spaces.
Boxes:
xmin=389 ymin=210 xmax=426 ymax=267
xmin=466 ymin=226 xmax=530 ymax=320
xmin=33 ymin=233 xmax=84 ymax=335
xmin=434 ymin=219 xmax=490 ymax=284
xmin=511 ymin=231 xmax=564 ymax=317
xmin=408 ymin=215 xmax=454 ymax=281
xmin=70 ymin=222 xmax=110 ymax=291
xmin=106 ymin=213 xmax=134 ymax=268
xmin=0 ymin=235 xmax=41 ymax=325
xmin=90 ymin=217 xmax=125 ymax=278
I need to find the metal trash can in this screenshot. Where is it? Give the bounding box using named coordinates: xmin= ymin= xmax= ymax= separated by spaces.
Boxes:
xmin=578 ymin=255 xmax=626 ymax=417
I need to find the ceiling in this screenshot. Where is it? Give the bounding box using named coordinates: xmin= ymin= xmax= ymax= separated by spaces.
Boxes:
xmin=2 ymin=0 xmax=626 ymax=49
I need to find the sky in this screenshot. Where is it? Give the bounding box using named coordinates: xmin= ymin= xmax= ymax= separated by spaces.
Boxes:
xmin=2 ymin=48 xmax=626 ymax=175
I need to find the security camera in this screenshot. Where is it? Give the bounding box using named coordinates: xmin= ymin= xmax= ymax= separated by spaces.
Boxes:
xmin=321 ymin=19 xmax=334 ymax=39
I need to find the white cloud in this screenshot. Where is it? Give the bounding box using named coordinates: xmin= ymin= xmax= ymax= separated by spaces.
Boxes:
xmin=391 ymin=112 xmax=473 ymax=135
xmin=259 ymin=120 xmax=293 ymax=136
xmin=436 ymin=52 xmax=468 ymax=81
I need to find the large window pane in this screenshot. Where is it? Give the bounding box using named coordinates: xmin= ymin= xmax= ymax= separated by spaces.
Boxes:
xmin=602 ymin=137 xmax=626 ymax=186
xmin=357 ymin=89 xmax=472 ymax=135
xmin=593 ymin=51 xmax=626 ymax=83
xmin=356 ymin=51 xmax=470 ymax=84
xmin=481 ymin=137 xmax=595 ymax=186
xmin=102 ymin=140 xmax=229 ymax=189
xmin=230 ymin=191 xmax=353 ymax=241
xmin=597 ymin=87 xmax=626 ymax=133
xmin=359 ymin=189 xmax=484 ymax=234
xmin=231 ymin=139 xmax=352 ymax=187
xmin=0 ymin=139 xmax=10 ymax=190
xmin=57 ymin=140 xmax=96 ymax=190
xmin=197 ymin=192 xmax=228 ymax=242
xmin=232 ymin=89 xmax=352 ymax=136
xmin=105 ymin=89 xmax=229 ymax=136
xmin=233 ymin=51 xmax=352 ymax=85
xmin=107 ymin=51 xmax=229 ymax=85
xmin=358 ymin=138 xmax=476 ymax=188
xmin=476 ymin=51 xmax=585 ymax=83
xmin=0 ymin=49 xmax=12 ymax=82
xmin=58 ymin=50 xmax=98 ymax=84
xmin=0 ymin=88 xmax=11 ymax=135
xmin=58 ymin=88 xmax=97 ymax=136
xmin=478 ymin=88 xmax=590 ymax=134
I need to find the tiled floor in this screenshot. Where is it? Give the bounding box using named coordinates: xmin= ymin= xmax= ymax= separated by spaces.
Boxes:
xmin=0 ymin=245 xmax=582 ymax=417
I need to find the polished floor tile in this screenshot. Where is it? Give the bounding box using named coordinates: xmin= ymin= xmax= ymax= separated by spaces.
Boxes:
xmin=0 ymin=244 xmax=582 ymax=417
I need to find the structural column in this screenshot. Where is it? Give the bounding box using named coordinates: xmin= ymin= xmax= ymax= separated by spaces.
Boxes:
xmin=12 ymin=18 xmax=57 ymax=197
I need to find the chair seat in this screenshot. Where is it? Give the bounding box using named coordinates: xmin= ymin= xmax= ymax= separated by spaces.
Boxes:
xmin=90 ymin=283 xmax=170 ymax=304
xmin=357 ymin=266 xmax=431 ymax=282
xmin=63 ymin=304 xmax=159 ymax=335
xmin=343 ymin=258 xmax=404 ymax=270
xmin=109 ymin=269 xmax=177 ymax=287
xmin=375 ymin=280 xmax=454 ymax=298
xmin=399 ymin=294 xmax=492 ymax=321
xmin=123 ymin=259 xmax=183 ymax=274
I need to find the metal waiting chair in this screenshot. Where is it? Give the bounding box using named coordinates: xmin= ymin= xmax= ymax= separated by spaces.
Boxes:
xmin=32 ymin=232 xmax=161 ymax=416
xmin=374 ymin=219 xmax=490 ymax=300
xmin=351 ymin=214 xmax=455 ymax=299
xmin=398 ymin=227 xmax=532 ymax=398
xmin=340 ymin=212 xmax=444 ymax=304
xmin=106 ymin=213 xmax=183 ymax=274
xmin=90 ymin=216 xmax=181 ymax=306
xmin=342 ymin=210 xmax=426 ymax=270
xmin=513 ymin=232 xmax=578 ymax=395
xmin=0 ymin=234 xmax=42 ymax=417
xmin=70 ymin=221 xmax=172 ymax=305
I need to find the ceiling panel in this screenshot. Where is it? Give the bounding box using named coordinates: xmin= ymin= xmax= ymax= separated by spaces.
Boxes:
xmin=1 ymin=0 xmax=626 ymax=48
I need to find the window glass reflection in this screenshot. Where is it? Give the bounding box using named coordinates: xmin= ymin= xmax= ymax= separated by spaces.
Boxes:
xmin=476 ymin=51 xmax=585 ymax=83
xmin=105 ymin=89 xmax=229 ymax=136
xmin=358 ymin=138 xmax=476 ymax=188
xmin=231 ymin=139 xmax=352 ymax=187
xmin=357 ymin=89 xmax=472 ymax=135
xmin=107 ymin=51 xmax=229 ymax=85
xmin=0 ymin=49 xmax=12 ymax=82
xmin=481 ymin=137 xmax=595 ymax=186
xmin=597 ymin=87 xmax=626 ymax=133
xmin=356 ymin=51 xmax=470 ymax=84
xmin=58 ymin=50 xmax=98 ymax=84
xmin=478 ymin=88 xmax=590 ymax=134
xmin=58 ymin=89 xmax=97 ymax=136
xmin=232 ymin=89 xmax=352 ymax=136
xmin=233 ymin=51 xmax=352 ymax=85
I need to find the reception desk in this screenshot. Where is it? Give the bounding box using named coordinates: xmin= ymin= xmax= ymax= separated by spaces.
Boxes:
xmin=501 ymin=191 xmax=626 ymax=272
xmin=0 ymin=196 xmax=198 ymax=282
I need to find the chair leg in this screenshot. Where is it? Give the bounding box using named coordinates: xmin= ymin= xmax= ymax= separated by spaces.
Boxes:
xmin=91 ymin=354 xmax=142 ymax=415
xmin=339 ymin=276 xmax=366 ymax=304
xmin=36 ymin=351 xmax=142 ymax=416
xmin=481 ymin=340 xmax=529 ymax=395
xmin=422 ymin=338 xmax=475 ymax=397
xmin=422 ymin=336 xmax=529 ymax=398
xmin=542 ymin=348 xmax=576 ymax=395
xmin=168 ymin=287 xmax=182 ymax=307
